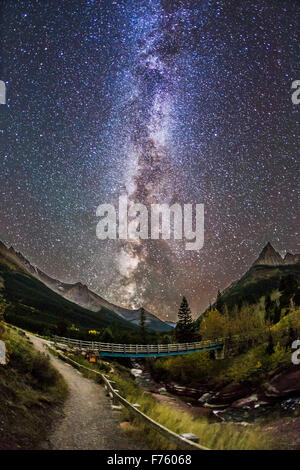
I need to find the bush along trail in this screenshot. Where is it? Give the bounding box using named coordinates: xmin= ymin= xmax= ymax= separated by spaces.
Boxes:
xmin=0 ymin=324 xmax=67 ymax=450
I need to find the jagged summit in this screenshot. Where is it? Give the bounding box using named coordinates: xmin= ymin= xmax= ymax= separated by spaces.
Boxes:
xmin=252 ymin=242 xmax=300 ymax=267
xmin=0 ymin=239 xmax=172 ymax=332
xmin=253 ymin=242 xmax=283 ymax=266
xmin=284 ymin=252 xmax=300 ymax=265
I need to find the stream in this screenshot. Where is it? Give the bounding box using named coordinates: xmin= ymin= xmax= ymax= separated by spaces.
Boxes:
xmin=130 ymin=360 xmax=300 ymax=424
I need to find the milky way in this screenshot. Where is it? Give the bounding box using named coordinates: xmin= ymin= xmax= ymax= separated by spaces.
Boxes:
xmin=0 ymin=1 xmax=299 ymax=320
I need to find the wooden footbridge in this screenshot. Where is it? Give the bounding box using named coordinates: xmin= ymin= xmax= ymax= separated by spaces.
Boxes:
xmin=53 ymin=336 xmax=225 ymax=359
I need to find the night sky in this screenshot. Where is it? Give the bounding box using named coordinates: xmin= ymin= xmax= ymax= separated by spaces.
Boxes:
xmin=0 ymin=0 xmax=299 ymax=320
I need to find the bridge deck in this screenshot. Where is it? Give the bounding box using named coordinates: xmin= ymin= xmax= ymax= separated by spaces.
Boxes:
xmin=54 ymin=336 xmax=224 ymax=357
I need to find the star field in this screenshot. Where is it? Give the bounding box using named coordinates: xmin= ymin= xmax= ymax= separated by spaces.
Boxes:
xmin=0 ymin=0 xmax=299 ymax=320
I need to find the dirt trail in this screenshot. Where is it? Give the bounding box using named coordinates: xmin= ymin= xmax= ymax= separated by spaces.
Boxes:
xmin=30 ymin=335 xmax=139 ymax=450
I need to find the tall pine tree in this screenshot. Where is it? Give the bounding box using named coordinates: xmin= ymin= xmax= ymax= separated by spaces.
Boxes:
xmin=140 ymin=307 xmax=147 ymax=343
xmin=215 ymin=289 xmax=224 ymax=313
xmin=175 ymin=297 xmax=195 ymax=342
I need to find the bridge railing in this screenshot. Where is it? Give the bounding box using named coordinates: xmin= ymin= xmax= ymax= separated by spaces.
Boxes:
xmin=53 ymin=336 xmax=224 ymax=354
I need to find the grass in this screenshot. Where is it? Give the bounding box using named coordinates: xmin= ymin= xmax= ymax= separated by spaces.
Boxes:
xmin=109 ymin=366 xmax=274 ymax=450
xmin=60 ymin=351 xmax=275 ymax=450
xmin=0 ymin=322 xmax=68 ymax=449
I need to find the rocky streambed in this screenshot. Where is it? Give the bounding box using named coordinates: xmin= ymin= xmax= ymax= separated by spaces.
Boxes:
xmin=130 ymin=361 xmax=300 ymax=424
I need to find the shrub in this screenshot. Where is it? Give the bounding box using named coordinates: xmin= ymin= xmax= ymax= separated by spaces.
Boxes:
xmin=31 ymin=353 xmax=59 ymax=387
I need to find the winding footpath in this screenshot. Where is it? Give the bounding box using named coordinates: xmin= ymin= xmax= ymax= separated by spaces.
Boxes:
xmin=29 ymin=335 xmax=139 ymax=450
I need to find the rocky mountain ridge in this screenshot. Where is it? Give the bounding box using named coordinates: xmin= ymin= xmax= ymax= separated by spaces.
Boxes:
xmin=253 ymin=242 xmax=300 ymax=267
xmin=0 ymin=241 xmax=172 ymax=332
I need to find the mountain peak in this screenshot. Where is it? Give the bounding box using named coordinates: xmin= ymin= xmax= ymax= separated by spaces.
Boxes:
xmin=253 ymin=242 xmax=283 ymax=266
xmin=265 ymin=241 xmax=273 ymax=249
xmin=262 ymin=242 xmax=277 ymax=254
xmin=284 ymin=252 xmax=300 ymax=265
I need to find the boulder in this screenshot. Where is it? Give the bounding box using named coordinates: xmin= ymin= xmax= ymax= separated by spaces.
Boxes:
xmin=268 ymin=367 xmax=300 ymax=396
xmin=205 ymin=383 xmax=253 ymax=407
xmin=166 ymin=383 xmax=205 ymax=398
xmin=198 ymin=392 xmax=214 ymax=404
xmin=131 ymin=368 xmax=143 ymax=377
